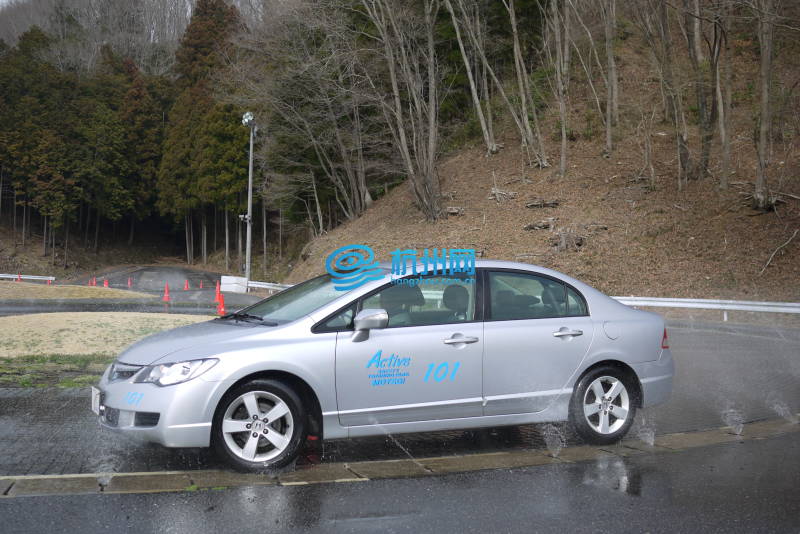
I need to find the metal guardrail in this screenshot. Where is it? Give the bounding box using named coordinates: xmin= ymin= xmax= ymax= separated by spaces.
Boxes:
xmin=247 ymin=280 xmax=292 ymax=291
xmin=0 ymin=274 xmax=56 ymax=282
xmin=612 ymin=296 xmax=800 ymax=315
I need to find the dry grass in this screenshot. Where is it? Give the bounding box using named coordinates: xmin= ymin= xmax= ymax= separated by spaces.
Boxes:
xmin=0 ymin=312 xmax=211 ymax=358
xmin=0 ymin=281 xmax=154 ymax=300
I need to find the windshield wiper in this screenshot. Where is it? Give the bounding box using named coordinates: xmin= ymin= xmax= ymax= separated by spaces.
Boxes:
xmin=219 ymin=312 xmax=262 ymax=322
xmin=217 ymin=312 xmax=279 ymax=326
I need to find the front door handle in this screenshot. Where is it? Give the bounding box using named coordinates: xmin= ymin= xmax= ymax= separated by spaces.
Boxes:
xmin=443 ymin=336 xmax=479 ymax=345
xmin=553 ymin=329 xmax=583 ymax=338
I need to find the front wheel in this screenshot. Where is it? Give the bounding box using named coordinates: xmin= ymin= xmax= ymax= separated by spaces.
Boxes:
xmin=569 ymin=365 xmax=637 ymax=445
xmin=212 ymin=379 xmax=307 ymax=472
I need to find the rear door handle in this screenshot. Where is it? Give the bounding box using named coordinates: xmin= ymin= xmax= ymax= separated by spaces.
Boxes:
xmin=553 ymin=329 xmax=583 ymax=338
xmin=443 ymin=336 xmax=479 ymax=345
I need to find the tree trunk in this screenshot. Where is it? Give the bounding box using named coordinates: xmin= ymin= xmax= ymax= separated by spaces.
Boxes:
xmin=184 ymin=214 xmax=190 ymax=264
xmin=13 ymin=190 xmax=17 ymax=241
xmin=692 ymin=0 xmax=704 ymax=62
xmin=683 ymin=0 xmax=714 ymax=180
xmin=93 ymin=212 xmax=100 ymax=254
xmin=51 ymin=221 xmax=55 ymax=265
xmin=237 ymin=207 xmax=242 ymax=273
xmin=717 ymin=0 xmax=732 ymax=190
xmin=84 ymin=206 xmax=91 ymax=248
xmin=754 ymin=0 xmax=775 ymax=209
xmin=204 ymin=211 xmax=208 ymax=264
xmin=0 ymin=167 xmax=4 ymax=221
xmin=311 ymin=174 xmax=324 ymax=234
xmin=63 ymin=218 xmax=69 ymax=269
xmin=128 ymin=217 xmax=135 ymax=246
xmin=604 ymin=0 xmax=617 ymax=153
xmin=213 ymin=205 xmax=217 ymax=253
xmin=444 ymin=0 xmax=497 ymax=154
xmin=551 ymin=0 xmax=570 ymax=177
xmin=504 ymin=0 xmax=547 ymax=167
xmin=224 ymin=207 xmax=230 ymax=272
xmin=262 ymin=199 xmax=267 ymax=277
xmin=42 ymin=216 xmax=48 ymax=256
xmin=278 ymin=208 xmax=283 ymax=260
xmin=21 ymin=198 xmax=26 ymax=247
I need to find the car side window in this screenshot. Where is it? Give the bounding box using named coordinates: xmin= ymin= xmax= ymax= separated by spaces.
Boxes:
xmin=316 ymin=305 xmax=355 ymax=332
xmin=566 ymin=286 xmax=588 ymax=316
xmin=361 ymin=276 xmax=475 ymax=328
xmin=488 ymin=271 xmax=568 ymax=320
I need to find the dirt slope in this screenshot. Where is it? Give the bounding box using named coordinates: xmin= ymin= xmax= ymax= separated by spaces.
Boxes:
xmin=285 ymin=133 xmax=799 ymax=301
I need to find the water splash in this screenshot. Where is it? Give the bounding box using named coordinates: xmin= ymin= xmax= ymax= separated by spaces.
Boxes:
xmin=721 ymin=405 xmax=744 ymax=435
xmin=541 ymin=423 xmax=565 ymax=457
xmin=368 ymin=416 xmax=431 ymax=472
xmin=634 ymin=412 xmax=656 ymax=446
xmin=768 ymin=399 xmax=799 ymax=425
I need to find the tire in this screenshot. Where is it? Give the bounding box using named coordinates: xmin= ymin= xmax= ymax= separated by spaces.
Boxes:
xmin=212 ymin=379 xmax=307 ymax=472
xmin=569 ymin=365 xmax=637 ymax=445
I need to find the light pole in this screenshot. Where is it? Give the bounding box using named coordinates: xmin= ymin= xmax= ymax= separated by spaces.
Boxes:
xmin=242 ymin=111 xmax=257 ymax=285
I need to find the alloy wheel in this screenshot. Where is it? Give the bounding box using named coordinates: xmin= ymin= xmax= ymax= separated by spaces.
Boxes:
xmin=582 ymin=375 xmax=630 ymax=435
xmin=221 ymin=390 xmax=294 ymax=462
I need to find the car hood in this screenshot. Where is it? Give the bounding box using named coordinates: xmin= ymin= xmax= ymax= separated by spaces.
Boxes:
xmin=116 ymin=319 xmax=267 ymax=366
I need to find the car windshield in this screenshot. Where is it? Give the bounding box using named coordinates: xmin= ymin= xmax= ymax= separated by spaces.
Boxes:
xmin=238 ymin=274 xmax=355 ymax=324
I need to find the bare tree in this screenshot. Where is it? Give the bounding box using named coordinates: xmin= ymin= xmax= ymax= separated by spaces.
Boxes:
xmin=679 ymin=0 xmax=721 ymax=180
xmin=601 ymin=0 xmax=618 ymax=153
xmin=715 ymin=0 xmax=733 ymax=189
xmin=634 ymin=0 xmax=693 ymax=189
xmin=226 ymin=1 xmax=380 ymax=221
xmin=453 ymin=0 xmax=548 ymax=167
xmin=360 ymin=0 xmax=443 ymax=220
xmin=544 ymin=0 xmax=573 ymax=176
xmin=444 ymin=0 xmax=498 ymax=154
xmin=752 ymin=0 xmax=779 ymax=209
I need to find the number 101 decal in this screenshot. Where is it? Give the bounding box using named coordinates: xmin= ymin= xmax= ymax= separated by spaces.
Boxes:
xmin=423 ymin=361 xmax=461 ymax=382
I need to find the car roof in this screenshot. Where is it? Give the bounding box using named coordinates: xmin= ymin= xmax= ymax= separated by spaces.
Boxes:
xmin=376 ymin=258 xmax=568 ymax=280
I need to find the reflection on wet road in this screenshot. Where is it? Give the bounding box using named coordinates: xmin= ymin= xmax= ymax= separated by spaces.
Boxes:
xmin=3 ymin=433 xmax=798 ymax=533
xmin=0 ymin=321 xmax=798 ymax=476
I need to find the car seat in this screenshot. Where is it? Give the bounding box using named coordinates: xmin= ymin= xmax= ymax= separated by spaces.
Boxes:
xmin=442 ymin=284 xmax=469 ymax=321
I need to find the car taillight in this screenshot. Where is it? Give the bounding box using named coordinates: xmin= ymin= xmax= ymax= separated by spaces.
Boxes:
xmin=661 ymin=328 xmax=669 ymax=349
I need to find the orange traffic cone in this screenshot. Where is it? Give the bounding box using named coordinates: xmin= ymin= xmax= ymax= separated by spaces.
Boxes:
xmin=199 ymin=280 xmax=204 ymax=289
xmin=214 ymin=280 xmax=221 ymax=303
xmin=127 ymin=277 xmax=132 ymax=289
xmin=91 ymin=276 xmax=97 ymax=287
xmin=47 ymin=279 xmax=52 ymax=286
xmin=162 ymin=283 xmax=171 ymax=302
xmin=103 ymin=279 xmax=109 ymax=288
xmin=16 ymin=273 xmax=21 ymax=282
xmin=216 ymin=293 xmax=226 ymax=316
xmin=183 ymin=279 xmax=189 ymax=291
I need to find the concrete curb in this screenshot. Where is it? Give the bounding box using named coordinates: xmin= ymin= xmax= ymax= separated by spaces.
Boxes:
xmin=1 ymin=416 xmax=797 ymax=498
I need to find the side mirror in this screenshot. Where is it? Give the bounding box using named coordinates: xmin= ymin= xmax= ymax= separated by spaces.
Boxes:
xmin=351 ymin=308 xmax=388 ymax=342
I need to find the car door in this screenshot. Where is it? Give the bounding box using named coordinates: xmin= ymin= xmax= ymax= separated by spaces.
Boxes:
xmin=334 ymin=274 xmax=483 ymax=426
xmin=482 ymin=269 xmax=594 ymax=416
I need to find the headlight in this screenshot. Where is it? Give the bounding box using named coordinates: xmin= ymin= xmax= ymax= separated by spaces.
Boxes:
xmin=135 ymin=359 xmax=218 ymax=387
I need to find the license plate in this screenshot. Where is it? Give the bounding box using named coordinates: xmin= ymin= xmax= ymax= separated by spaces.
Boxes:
xmin=91 ymin=386 xmax=102 ymax=415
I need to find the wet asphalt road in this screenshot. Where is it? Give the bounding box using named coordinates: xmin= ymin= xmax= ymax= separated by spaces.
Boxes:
xmin=2 ymin=432 xmax=798 ymax=533
xmin=0 ymin=320 xmax=798 ymax=476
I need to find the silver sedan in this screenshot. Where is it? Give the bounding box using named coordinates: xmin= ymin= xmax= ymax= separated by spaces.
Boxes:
xmin=92 ymin=260 xmax=674 ymax=471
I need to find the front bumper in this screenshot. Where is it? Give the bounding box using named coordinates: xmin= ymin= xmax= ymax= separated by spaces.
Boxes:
xmin=95 ymin=365 xmax=221 ymax=448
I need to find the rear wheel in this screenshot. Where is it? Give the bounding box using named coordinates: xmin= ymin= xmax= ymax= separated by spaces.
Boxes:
xmin=212 ymin=379 xmax=306 ymax=472
xmin=569 ymin=365 xmax=637 ymax=445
